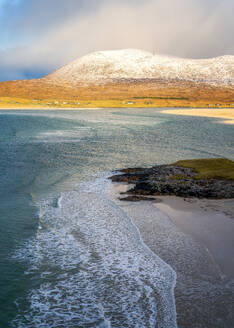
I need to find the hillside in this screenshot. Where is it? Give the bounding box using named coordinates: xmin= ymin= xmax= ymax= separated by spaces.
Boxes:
xmin=0 ymin=49 xmax=234 ymax=108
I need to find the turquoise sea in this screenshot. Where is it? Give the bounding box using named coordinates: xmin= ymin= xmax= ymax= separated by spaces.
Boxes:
xmin=0 ymin=108 xmax=233 ymax=328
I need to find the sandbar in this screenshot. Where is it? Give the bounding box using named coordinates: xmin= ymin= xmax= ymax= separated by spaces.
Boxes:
xmin=161 ymin=107 xmax=234 ymax=124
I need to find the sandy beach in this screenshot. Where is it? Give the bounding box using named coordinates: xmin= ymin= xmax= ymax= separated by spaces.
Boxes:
xmin=161 ymin=107 xmax=234 ymax=124
xmin=110 ymin=182 xmax=234 ymax=277
xmin=155 ymin=196 xmax=234 ymax=278
xmin=109 ymin=182 xmax=234 ymax=328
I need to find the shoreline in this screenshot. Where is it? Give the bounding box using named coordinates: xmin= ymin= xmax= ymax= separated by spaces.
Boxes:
xmin=110 ymin=182 xmax=234 ymax=278
xmin=109 ymin=181 xmax=234 ymax=327
xmin=155 ymin=196 xmax=234 ymax=278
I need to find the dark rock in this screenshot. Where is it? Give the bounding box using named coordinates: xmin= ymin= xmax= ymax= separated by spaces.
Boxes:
xmin=110 ymin=164 xmax=234 ymax=199
xmin=119 ymin=195 xmax=158 ymax=202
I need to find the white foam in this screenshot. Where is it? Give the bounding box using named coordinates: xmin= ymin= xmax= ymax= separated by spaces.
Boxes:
xmin=34 ymin=127 xmax=93 ymax=143
xmin=13 ymin=175 xmax=177 ymax=328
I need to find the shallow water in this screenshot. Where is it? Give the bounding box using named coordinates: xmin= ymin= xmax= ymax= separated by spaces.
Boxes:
xmin=0 ymin=108 xmax=233 ymax=327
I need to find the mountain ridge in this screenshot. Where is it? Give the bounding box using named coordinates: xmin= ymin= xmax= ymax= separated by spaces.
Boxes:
xmin=44 ymin=49 xmax=234 ymax=86
xmin=0 ymin=49 xmax=233 ymax=109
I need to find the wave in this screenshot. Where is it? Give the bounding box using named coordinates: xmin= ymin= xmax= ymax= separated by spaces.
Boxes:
xmin=12 ymin=175 xmax=177 ymax=328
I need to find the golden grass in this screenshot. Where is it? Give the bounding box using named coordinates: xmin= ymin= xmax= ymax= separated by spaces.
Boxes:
xmin=0 ymin=97 xmax=195 ymax=109
xmin=174 ymin=158 xmax=234 ymax=180
xmin=0 ymin=78 xmax=233 ymax=109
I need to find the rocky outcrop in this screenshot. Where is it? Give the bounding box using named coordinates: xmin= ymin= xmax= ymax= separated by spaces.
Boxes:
xmin=110 ymin=165 xmax=234 ymax=200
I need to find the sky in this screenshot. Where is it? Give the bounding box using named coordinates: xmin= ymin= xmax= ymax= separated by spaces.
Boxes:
xmin=0 ymin=0 xmax=234 ymax=81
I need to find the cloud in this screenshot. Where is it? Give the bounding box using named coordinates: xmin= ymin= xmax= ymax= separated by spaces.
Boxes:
xmin=0 ymin=0 xmax=234 ymax=81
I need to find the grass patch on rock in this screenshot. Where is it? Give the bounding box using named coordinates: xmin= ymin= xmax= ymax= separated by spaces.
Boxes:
xmin=173 ymin=158 xmax=234 ymax=180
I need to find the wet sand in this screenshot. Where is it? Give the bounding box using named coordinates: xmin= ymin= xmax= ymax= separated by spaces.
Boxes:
xmin=108 ymin=182 xmax=234 ymax=328
xmin=155 ymin=196 xmax=234 ymax=278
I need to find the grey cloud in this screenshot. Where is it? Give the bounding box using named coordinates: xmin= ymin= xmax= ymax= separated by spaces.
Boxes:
xmin=0 ymin=0 xmax=234 ymax=81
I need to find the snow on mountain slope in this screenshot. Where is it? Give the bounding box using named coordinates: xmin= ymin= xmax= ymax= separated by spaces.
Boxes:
xmin=45 ymin=49 xmax=234 ymax=86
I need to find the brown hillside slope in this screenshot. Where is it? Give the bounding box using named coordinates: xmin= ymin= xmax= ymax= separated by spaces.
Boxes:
xmin=0 ymin=78 xmax=233 ymax=108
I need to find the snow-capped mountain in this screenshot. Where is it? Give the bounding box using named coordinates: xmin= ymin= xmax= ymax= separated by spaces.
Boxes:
xmin=45 ymin=49 xmax=234 ymax=86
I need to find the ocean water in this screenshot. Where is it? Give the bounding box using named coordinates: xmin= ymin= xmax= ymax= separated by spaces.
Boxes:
xmin=0 ymin=108 xmax=233 ymax=328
